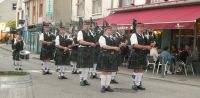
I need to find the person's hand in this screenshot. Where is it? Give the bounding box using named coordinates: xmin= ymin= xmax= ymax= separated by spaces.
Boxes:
xmin=64 ymin=47 xmax=68 ymax=51
xmin=114 ymin=47 xmax=120 ymax=51
xmin=150 ymin=42 xmax=156 ymax=47
xmin=145 ymin=46 xmax=152 ymax=50
xmin=90 ymin=43 xmax=96 ymax=47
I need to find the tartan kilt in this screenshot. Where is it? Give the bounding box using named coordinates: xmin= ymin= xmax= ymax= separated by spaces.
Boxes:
xmin=12 ymin=50 xmax=20 ymax=61
xmin=40 ymin=47 xmax=54 ymax=60
xmin=70 ymin=48 xmax=78 ymax=62
xmin=77 ymin=47 xmax=94 ymax=68
xmin=55 ymin=49 xmax=70 ymax=65
xmin=98 ymin=50 xmax=118 ymax=72
xmin=93 ymin=46 xmax=100 ymax=63
xmin=128 ymin=52 xmax=147 ymax=69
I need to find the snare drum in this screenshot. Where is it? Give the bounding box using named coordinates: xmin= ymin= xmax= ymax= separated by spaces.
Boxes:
xmin=20 ymin=50 xmax=31 ymax=60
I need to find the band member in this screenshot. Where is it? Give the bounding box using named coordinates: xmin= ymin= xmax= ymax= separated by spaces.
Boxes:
xmin=77 ymin=21 xmax=96 ymax=86
xmin=110 ymin=24 xmax=128 ymax=84
xmin=89 ymin=25 xmax=99 ymax=79
xmin=55 ymin=27 xmax=72 ymax=79
xmin=12 ymin=31 xmax=25 ymax=71
xmin=129 ymin=23 xmax=154 ymax=90
xmin=98 ymin=26 xmax=120 ymax=93
xmin=69 ymin=31 xmax=79 ymax=74
xmin=39 ymin=24 xmax=55 ymax=75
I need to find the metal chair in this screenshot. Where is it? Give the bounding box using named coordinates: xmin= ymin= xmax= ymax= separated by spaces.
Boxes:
xmin=156 ymin=56 xmax=169 ymax=76
xmin=175 ymin=56 xmax=194 ymax=76
xmin=146 ymin=55 xmax=156 ymax=73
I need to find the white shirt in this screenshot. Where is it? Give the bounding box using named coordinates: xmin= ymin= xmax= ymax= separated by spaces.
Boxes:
xmin=130 ymin=33 xmax=144 ymax=45
xmin=55 ymin=36 xmax=60 ymax=46
xmin=99 ymin=35 xmax=109 ymax=47
xmin=77 ymin=31 xmax=83 ymax=41
xmin=39 ymin=32 xmax=50 ymax=41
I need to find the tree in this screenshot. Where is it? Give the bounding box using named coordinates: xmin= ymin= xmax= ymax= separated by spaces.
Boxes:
xmin=6 ymin=20 xmax=16 ymax=31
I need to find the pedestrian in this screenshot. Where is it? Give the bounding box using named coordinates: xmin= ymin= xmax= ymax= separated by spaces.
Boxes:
xmin=39 ymin=23 xmax=55 ymax=75
xmin=77 ymin=21 xmax=96 ymax=86
xmin=55 ymin=27 xmax=72 ymax=79
xmin=129 ymin=23 xmax=153 ymax=91
xmin=98 ymin=26 xmax=120 ymax=93
xmin=12 ymin=31 xmax=25 ymax=71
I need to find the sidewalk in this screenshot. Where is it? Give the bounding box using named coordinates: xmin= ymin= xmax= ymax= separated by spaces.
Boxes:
xmin=1 ymin=44 xmax=200 ymax=87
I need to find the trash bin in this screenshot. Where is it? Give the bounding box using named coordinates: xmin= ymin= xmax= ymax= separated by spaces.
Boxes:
xmin=0 ymin=71 xmax=34 ymax=98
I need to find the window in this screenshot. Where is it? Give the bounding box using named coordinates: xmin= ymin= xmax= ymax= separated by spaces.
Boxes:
xmin=92 ymin=0 xmax=102 ymax=14
xmin=39 ymin=4 xmax=43 ymax=17
xmin=77 ymin=0 xmax=85 ymax=17
xmin=12 ymin=3 xmax=17 ymax=10
xmin=151 ymin=0 xmax=164 ymax=3
xmin=119 ymin=0 xmax=133 ymax=7
xmin=21 ymin=10 xmax=24 ymax=19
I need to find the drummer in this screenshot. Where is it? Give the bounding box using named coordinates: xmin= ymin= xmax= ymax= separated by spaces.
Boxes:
xmin=12 ymin=31 xmax=25 ymax=71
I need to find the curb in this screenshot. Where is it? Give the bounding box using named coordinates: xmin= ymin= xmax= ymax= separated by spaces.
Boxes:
xmin=118 ymin=72 xmax=200 ymax=87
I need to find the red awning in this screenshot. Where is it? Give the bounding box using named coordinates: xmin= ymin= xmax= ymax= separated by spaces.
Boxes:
xmin=97 ymin=5 xmax=200 ymax=29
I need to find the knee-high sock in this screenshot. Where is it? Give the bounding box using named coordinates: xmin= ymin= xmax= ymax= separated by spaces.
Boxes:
xmin=59 ymin=66 xmax=65 ymax=76
xmin=111 ymin=72 xmax=117 ymax=80
xmin=132 ymin=72 xmax=137 ymax=86
xmin=105 ymin=75 xmax=112 ymax=88
xmin=80 ymin=68 xmax=84 ymax=81
xmin=135 ymin=73 xmax=143 ymax=86
xmin=71 ymin=62 xmax=77 ymax=72
xmin=92 ymin=64 xmax=97 ymax=75
xmin=83 ymin=68 xmax=89 ymax=80
xmin=100 ymin=74 xmax=106 ymax=88
xmin=138 ymin=73 xmax=143 ymax=85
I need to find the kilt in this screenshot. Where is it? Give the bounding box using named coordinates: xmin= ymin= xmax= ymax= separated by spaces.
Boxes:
xmin=93 ymin=46 xmax=100 ymax=63
xmin=128 ymin=51 xmax=147 ymax=69
xmin=98 ymin=50 xmax=119 ymax=72
xmin=70 ymin=47 xmax=78 ymax=62
xmin=12 ymin=50 xmax=20 ymax=61
xmin=55 ymin=49 xmax=70 ymax=65
xmin=77 ymin=47 xmax=94 ymax=68
xmin=40 ymin=47 xmax=54 ymax=60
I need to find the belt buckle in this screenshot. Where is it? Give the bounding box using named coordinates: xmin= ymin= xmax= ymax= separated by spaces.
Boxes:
xmin=111 ymin=51 xmax=114 ymax=54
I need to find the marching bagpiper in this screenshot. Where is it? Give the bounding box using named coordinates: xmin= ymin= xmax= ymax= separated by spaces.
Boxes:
xmin=110 ymin=24 xmax=128 ymax=84
xmin=12 ymin=31 xmax=25 ymax=71
xmin=89 ymin=26 xmax=99 ymax=79
xmin=55 ymin=27 xmax=72 ymax=79
xmin=98 ymin=26 xmax=120 ymax=93
xmin=77 ymin=21 xmax=96 ymax=86
xmin=39 ymin=24 xmax=55 ymax=75
xmin=69 ymin=31 xmax=79 ymax=74
xmin=129 ymin=23 xmax=155 ymax=90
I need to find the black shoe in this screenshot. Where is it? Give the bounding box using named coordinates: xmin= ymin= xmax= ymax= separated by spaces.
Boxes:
xmin=42 ymin=70 xmax=47 ymax=75
xmin=132 ymin=85 xmax=138 ymax=91
xmin=84 ymin=80 xmax=90 ymax=86
xmin=46 ymin=70 xmax=52 ymax=75
xmin=62 ymin=76 xmax=68 ymax=79
xmin=106 ymin=86 xmax=114 ymax=92
xmin=58 ymin=76 xmax=63 ymax=80
xmin=111 ymin=79 xmax=119 ymax=84
xmin=101 ymin=86 xmax=106 ymax=93
xmin=90 ymin=74 xmax=98 ymax=79
xmin=137 ymin=85 xmax=146 ymax=90
xmin=72 ymin=71 xmax=78 ymax=74
xmin=15 ymin=68 xmax=18 ymax=71
xmin=80 ymin=81 xmax=86 ymax=86
xmin=18 ymin=68 xmax=23 ymax=71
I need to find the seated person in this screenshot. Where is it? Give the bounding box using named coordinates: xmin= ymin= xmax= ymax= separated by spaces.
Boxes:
xmin=160 ymin=46 xmax=172 ymax=74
